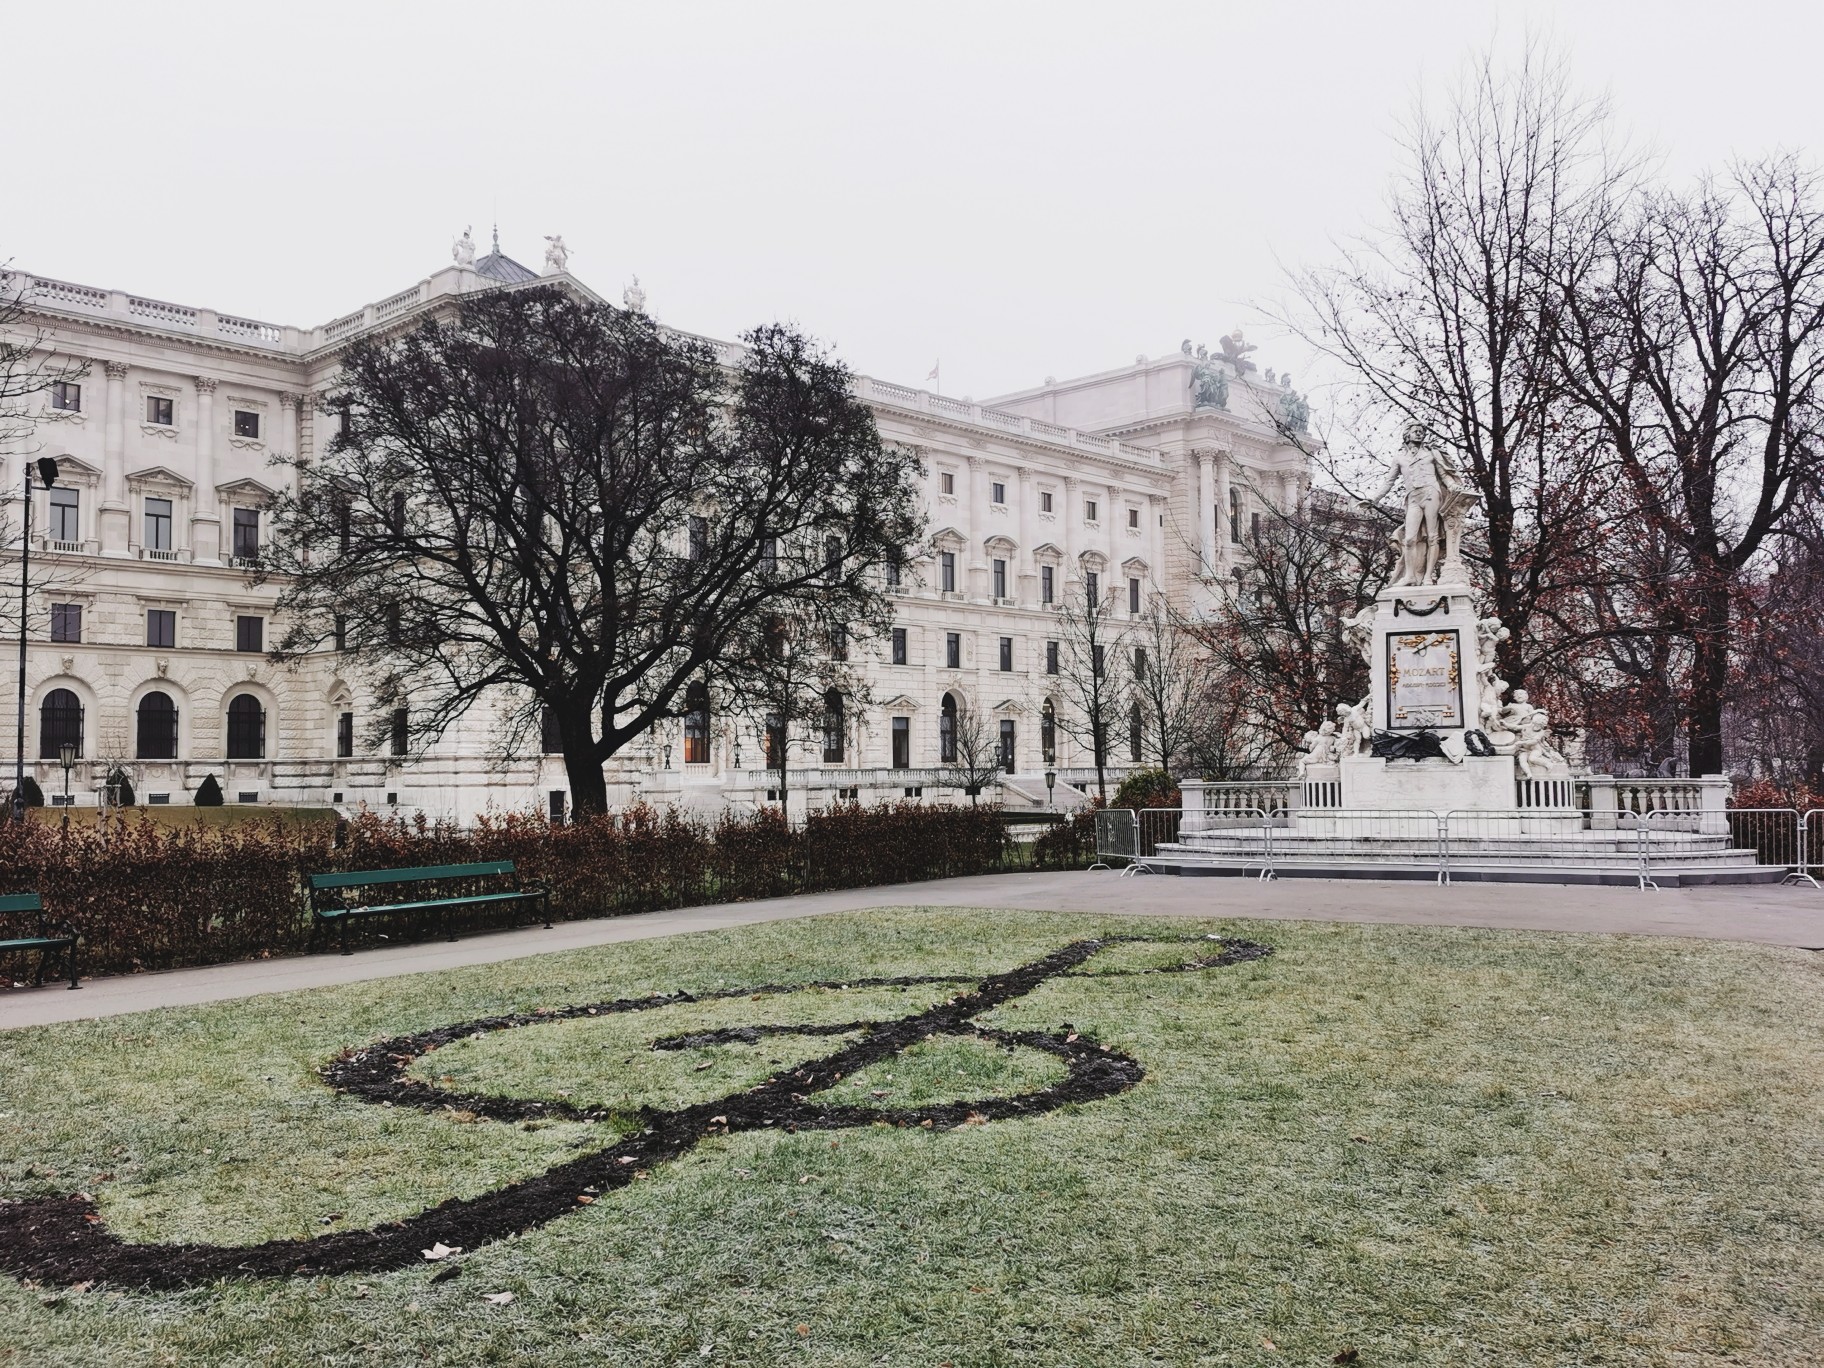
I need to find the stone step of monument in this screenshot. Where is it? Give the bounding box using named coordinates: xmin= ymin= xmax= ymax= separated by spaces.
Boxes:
xmin=1136 ymin=849 xmax=1784 ymax=888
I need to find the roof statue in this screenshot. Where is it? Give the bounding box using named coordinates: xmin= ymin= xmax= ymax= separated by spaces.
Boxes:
xmin=1364 ymin=421 xmax=1477 ymax=587
xmin=1217 ymin=329 xmax=1258 ymax=374
xmin=542 ymin=235 xmax=569 ymax=276
xmin=1189 ymin=356 xmax=1229 ymax=410
xmin=623 ymin=275 xmax=647 ymax=314
xmin=452 ymin=226 xmax=476 ymax=271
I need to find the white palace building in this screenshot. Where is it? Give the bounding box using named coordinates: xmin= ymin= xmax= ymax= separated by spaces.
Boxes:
xmin=0 ymin=236 xmax=1311 ymax=820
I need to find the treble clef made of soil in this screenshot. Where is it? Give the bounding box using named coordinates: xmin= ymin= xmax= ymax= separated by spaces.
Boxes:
xmin=0 ymin=934 xmax=1272 ymax=1290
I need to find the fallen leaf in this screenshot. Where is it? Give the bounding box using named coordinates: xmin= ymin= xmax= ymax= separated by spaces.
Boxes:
xmin=870 ymin=1089 xmax=891 ymax=1098
xmin=795 ymin=1323 xmax=809 ymax=1336
xmin=421 ymin=1243 xmax=461 ymax=1262
xmin=575 ymin=1195 xmax=595 ymax=1205
xmin=709 ymin=1115 xmax=727 ymax=1125
xmin=1333 ymin=1350 xmax=1360 ymax=1365
xmin=1351 ymin=1135 xmax=1370 ymax=1144
xmin=483 ymin=1291 xmax=515 ymax=1306
xmin=1262 ymin=1336 xmax=1278 ymax=1351
xmin=694 ymin=1062 xmax=712 ymax=1072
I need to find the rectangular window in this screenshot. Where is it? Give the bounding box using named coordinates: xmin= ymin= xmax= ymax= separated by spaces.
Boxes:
xmin=1047 ymin=640 xmax=1059 ymax=675
xmin=390 ymin=707 xmax=408 ymax=757
xmin=1128 ymin=507 xmax=1140 ymax=529
xmin=760 ymin=536 xmax=778 ymax=575
xmin=337 ymin=710 xmax=354 ymax=758
xmin=549 ymin=791 xmax=568 ymax=825
xmin=144 ymin=497 xmax=173 ymax=552
xmin=236 ymin=615 xmax=263 ymax=653
xmin=1041 ymin=565 xmax=1054 ymax=604
xmin=998 ymin=719 xmax=1015 ymax=773
xmin=940 ymin=551 xmax=956 ymax=593
xmin=232 ymin=507 xmax=260 ymax=561
xmin=891 ymin=717 xmax=910 ymax=770
xmin=891 ymin=627 xmax=908 ymax=665
xmin=1093 ymin=643 xmax=1106 ymax=677
xmin=337 ymin=501 xmax=352 ymax=553
xmin=233 ymin=410 xmax=260 ymax=439
xmin=333 ymin=614 xmax=347 ymax=651
xmin=1230 ymin=488 xmax=1240 ymax=543
xmin=884 ymin=552 xmax=900 ymax=589
xmin=946 ymin=632 xmax=961 ymax=669
xmin=49 ymin=487 xmax=79 ymax=543
xmin=1129 ymin=577 xmax=1141 ymax=614
xmin=50 ymin=381 xmax=80 ymax=412
xmin=146 ymin=395 xmax=173 ymax=425
xmin=828 ymin=623 xmax=848 ymax=661
xmin=1086 ymin=570 xmax=1099 ymax=604
xmin=146 ymin=608 xmax=175 ymax=648
xmin=991 ymin=481 xmax=1006 ymax=504
xmin=1134 ymin=647 xmax=1148 ymax=680
xmin=999 ymin=637 xmax=1013 ymax=672
xmin=1040 ymin=490 xmax=1053 ymax=513
xmin=1252 ymin=511 xmax=1262 ymax=541
xmin=541 ymin=705 xmax=563 ymax=754
xmin=688 ymin=514 xmax=708 ymax=562
xmin=390 ymin=489 xmax=406 ymax=534
xmin=49 ymin=603 xmax=81 ymax=643
xmin=940 ymin=471 xmax=955 ymax=495
xmin=992 ymin=558 xmax=1007 ymax=598
xmin=1085 ymin=499 xmax=1099 ymax=523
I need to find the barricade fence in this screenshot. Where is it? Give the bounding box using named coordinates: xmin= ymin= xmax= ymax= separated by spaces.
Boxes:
xmin=1091 ymin=808 xmax=1139 ymax=872
xmin=1442 ymin=808 xmax=1621 ymax=885
xmin=1642 ymin=807 xmax=1811 ymax=889
xmin=1808 ymin=809 xmax=1824 ymax=883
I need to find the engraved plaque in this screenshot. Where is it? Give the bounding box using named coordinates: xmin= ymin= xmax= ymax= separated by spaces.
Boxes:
xmin=1385 ymin=629 xmax=1463 ymax=730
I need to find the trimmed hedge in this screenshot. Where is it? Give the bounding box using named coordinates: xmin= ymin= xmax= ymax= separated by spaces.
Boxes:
xmin=0 ymin=801 xmax=1016 ymax=980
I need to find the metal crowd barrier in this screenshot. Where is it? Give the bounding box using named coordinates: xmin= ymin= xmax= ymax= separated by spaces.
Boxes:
xmin=1641 ymin=807 xmax=1814 ymax=890
xmin=1090 ymin=808 xmax=1140 ymax=874
xmin=1806 ymin=809 xmax=1824 ymax=887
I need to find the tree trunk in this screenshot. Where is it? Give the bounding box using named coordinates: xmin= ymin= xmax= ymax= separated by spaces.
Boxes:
xmin=558 ymin=701 xmax=609 ymax=817
xmin=1685 ymin=584 xmax=1732 ymax=776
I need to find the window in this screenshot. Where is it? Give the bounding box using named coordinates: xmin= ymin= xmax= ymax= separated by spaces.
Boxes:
xmin=884 ymin=551 xmax=901 ymax=589
xmin=688 ymin=515 xmax=708 ymax=562
xmin=762 ymin=615 xmax=786 ymax=661
xmin=941 ymin=471 xmax=955 ymax=495
xmin=146 ymin=395 xmax=173 ymax=425
xmin=1129 ymin=577 xmax=1141 ymax=614
xmin=991 ymin=481 xmax=1006 ymax=505
xmin=1041 ymin=565 xmax=1054 ymax=604
xmin=232 ymin=507 xmax=260 ymax=561
xmin=390 ymin=490 xmax=406 ymax=534
xmin=683 ymin=681 xmax=710 ymax=764
xmin=233 ymin=410 xmax=260 ymax=439
xmin=891 ymin=716 xmax=910 ymax=769
xmin=49 ymin=487 xmax=78 ymax=542
xmin=940 ymin=551 xmax=956 ymax=593
xmin=998 ymin=719 xmax=1016 ymax=773
xmin=945 ymin=632 xmax=961 ymax=669
xmin=824 ymin=536 xmax=843 ymax=581
xmin=49 ymin=603 xmax=81 ymax=643
xmin=1129 ymin=702 xmax=1144 ymax=762
xmin=549 ymin=791 xmax=568 ymax=825
xmin=940 ymin=693 xmax=957 ymax=763
xmin=337 ymin=501 xmax=352 ymax=553
xmin=1134 ymin=647 xmax=1148 ymax=680
xmin=333 ymin=614 xmax=347 ymax=651
xmin=1229 ymin=488 xmax=1240 ymax=543
xmin=144 ymin=497 xmax=173 ymax=552
xmin=38 ymin=688 xmax=82 ymax=759
xmin=146 ymin=608 xmax=175 ymax=648
xmin=390 ymin=707 xmax=409 ymax=757
xmin=385 ymin=601 xmax=402 ymax=645
xmin=822 ymin=690 xmax=845 ymax=763
xmin=760 ymin=536 xmax=778 ymax=575
xmin=1085 ymin=570 xmax=1099 ymax=604
xmin=828 ymin=623 xmax=848 ymax=661
xmin=50 ymin=381 xmax=80 ymax=412
xmin=763 ymin=711 xmax=785 ymax=771
xmin=992 ymin=558 xmax=1007 ymax=598
xmin=225 ymin=693 xmax=265 ymax=759
xmin=1085 ymin=499 xmax=1099 ymax=523
xmin=999 ymin=636 xmax=1013 ymax=672
xmin=336 ymin=710 xmax=354 ymax=758
xmin=541 ymin=706 xmax=562 ymax=754
xmin=236 ymin=615 xmax=263 ymax=653
xmin=1128 ymin=507 xmax=1140 ymax=529
xmin=137 ymin=691 xmax=178 ymax=760
xmin=1093 ymin=643 xmax=1106 ymax=677
xmin=1046 ymin=641 xmax=1059 ymax=675
xmin=1041 ymin=490 xmax=1053 ymax=513
xmin=892 ymin=627 xmax=908 ymax=665
xmin=1041 ymin=701 xmax=1056 ymax=763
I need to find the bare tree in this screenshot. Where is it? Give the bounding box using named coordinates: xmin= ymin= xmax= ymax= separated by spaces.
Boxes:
xmin=1048 ymin=576 xmax=1129 ymax=802
xmin=941 ymin=689 xmax=1003 ymax=804
xmin=1129 ymin=597 xmax=1205 ymax=777
xmin=267 ymin=286 xmax=922 ymax=815
xmin=741 ymin=606 xmax=874 ymax=819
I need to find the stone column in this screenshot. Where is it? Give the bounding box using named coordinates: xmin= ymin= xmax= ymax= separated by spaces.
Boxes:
xmin=191 ymin=376 xmax=220 ymax=563
xmin=99 ymin=361 xmax=129 ymax=555
xmin=1149 ymin=492 xmax=1165 ymax=590
xmin=1062 ymin=476 xmax=1080 ymax=587
xmin=1105 ymin=481 xmax=1122 ymax=584
xmin=1214 ymin=455 xmax=1231 ymax=570
xmin=966 ymin=454 xmax=986 ymax=599
xmin=1015 ymin=466 xmax=1035 ymax=604
xmin=1194 ymin=452 xmax=1213 ymax=577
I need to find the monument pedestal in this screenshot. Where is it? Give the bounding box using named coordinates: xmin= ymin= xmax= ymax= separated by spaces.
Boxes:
xmin=1339 ymin=753 xmax=1515 ymax=812
xmin=1367 ymin=579 xmax=1479 ymax=736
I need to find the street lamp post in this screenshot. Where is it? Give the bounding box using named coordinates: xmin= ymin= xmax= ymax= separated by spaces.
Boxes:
xmin=14 ymin=457 xmax=58 ymax=822
xmin=1045 ymin=767 xmax=1057 ymax=810
xmin=58 ymin=741 xmax=74 ymax=806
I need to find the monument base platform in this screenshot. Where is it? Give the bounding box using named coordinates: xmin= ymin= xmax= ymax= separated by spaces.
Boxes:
xmin=1340 ymin=753 xmax=1521 ymax=812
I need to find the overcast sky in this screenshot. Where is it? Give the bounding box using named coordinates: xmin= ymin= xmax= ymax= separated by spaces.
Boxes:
xmin=9 ymin=1 xmax=1821 ymax=401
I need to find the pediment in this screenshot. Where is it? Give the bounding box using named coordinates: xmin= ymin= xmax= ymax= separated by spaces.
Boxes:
xmin=126 ymin=465 xmax=194 ymax=489
xmin=1121 ymin=556 xmax=1151 ymax=576
xmin=878 ymin=693 xmax=920 ymax=711
xmin=1031 ymin=541 xmax=1063 ymax=560
xmin=216 ymin=477 xmax=280 ymax=501
xmin=993 ymin=698 xmax=1022 ymax=714
xmin=44 ymin=454 xmax=103 ymax=481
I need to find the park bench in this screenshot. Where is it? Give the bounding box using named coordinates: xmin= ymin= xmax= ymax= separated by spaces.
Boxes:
xmin=307 ymin=861 xmax=550 ymax=955
xmin=0 ymin=892 xmax=80 ymax=989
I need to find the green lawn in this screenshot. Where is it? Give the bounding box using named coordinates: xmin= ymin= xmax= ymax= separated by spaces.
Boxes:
xmin=1 ymin=908 xmax=1821 ymax=1366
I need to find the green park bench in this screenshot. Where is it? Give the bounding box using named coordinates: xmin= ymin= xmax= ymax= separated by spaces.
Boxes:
xmin=307 ymin=861 xmax=551 ymax=956
xmin=0 ymin=892 xmax=80 ymax=989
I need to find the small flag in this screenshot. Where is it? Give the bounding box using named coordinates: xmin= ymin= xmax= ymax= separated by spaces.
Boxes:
xmin=926 ymin=362 xmax=940 ymax=381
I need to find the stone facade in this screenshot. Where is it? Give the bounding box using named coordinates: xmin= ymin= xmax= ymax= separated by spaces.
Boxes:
xmin=0 ymin=250 xmax=1311 ymax=819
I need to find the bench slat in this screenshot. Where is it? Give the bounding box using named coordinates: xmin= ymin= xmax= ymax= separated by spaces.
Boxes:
xmin=309 ymin=861 xmax=516 ymax=891
xmin=0 ymin=893 xmax=45 ymax=914
xmin=316 ymin=890 xmax=543 ymax=920
xmin=0 ymin=936 xmax=72 ymax=950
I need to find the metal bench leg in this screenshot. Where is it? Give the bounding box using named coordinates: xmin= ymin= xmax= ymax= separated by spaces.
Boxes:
xmin=543 ymin=894 xmax=552 ymax=930
xmin=66 ymin=941 xmax=79 ymax=990
xmin=341 ymin=916 xmax=352 ymax=956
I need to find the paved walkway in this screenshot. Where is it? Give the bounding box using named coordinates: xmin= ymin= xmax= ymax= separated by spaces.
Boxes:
xmin=4 ymin=872 xmax=1820 ymax=1030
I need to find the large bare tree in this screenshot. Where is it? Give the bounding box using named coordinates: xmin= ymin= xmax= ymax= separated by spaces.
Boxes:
xmin=268 ymin=285 xmax=922 ymax=814
xmin=1047 ymin=577 xmax=1129 ymax=802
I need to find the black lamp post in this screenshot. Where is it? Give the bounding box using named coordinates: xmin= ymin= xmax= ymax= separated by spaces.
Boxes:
xmin=13 ymin=456 xmax=58 ymax=822
xmin=1045 ymin=766 xmax=1057 ymax=809
xmin=58 ymin=741 xmax=74 ymax=805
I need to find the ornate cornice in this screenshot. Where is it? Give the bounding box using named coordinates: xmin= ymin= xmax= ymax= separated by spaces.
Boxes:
xmin=193 ymin=376 xmax=218 ymax=394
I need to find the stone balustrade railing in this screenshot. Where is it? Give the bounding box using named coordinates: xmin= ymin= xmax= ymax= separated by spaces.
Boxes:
xmin=851 ymin=376 xmax=1162 ymax=468
xmin=4 ymin=271 xmax=300 ymax=352
xmin=1584 ymin=774 xmax=1730 ymax=833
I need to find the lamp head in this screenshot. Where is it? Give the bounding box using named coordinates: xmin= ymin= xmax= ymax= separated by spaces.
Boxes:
xmin=58 ymin=742 xmax=74 ymax=767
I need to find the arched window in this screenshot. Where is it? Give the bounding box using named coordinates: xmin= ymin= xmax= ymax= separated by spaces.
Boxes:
xmin=763 ymin=710 xmax=784 ymax=771
xmin=683 ymin=681 xmax=710 ymax=764
xmin=939 ymin=692 xmax=957 ymax=763
xmin=821 ymin=690 xmax=845 ymax=764
xmin=225 ymin=693 xmax=265 ymax=759
xmin=1041 ymin=699 xmax=1057 ymax=764
xmin=136 ymin=690 xmax=178 ymax=760
xmin=1129 ymin=702 xmax=1144 ymax=763
xmin=38 ymin=689 xmax=82 ymax=760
